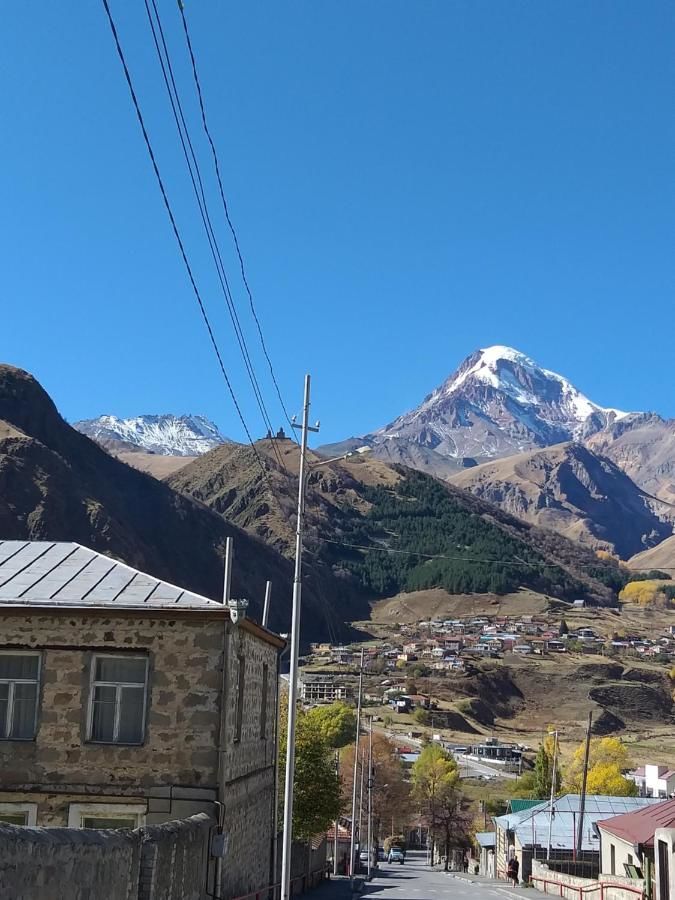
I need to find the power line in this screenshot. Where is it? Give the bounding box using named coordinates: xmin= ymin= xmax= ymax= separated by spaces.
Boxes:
xmin=317 ymin=537 xmax=675 ymax=573
xmin=100 ymin=0 xmax=273 ymax=487
xmin=176 ymin=0 xmax=298 ymax=440
xmin=143 ymin=0 xmax=287 ymax=474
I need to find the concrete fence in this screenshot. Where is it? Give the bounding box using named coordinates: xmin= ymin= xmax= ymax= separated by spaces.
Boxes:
xmin=531 ymin=858 xmax=645 ymax=900
xmin=0 ymin=813 xmax=215 ymax=900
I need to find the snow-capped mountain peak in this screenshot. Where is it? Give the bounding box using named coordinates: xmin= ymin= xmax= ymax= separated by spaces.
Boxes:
xmin=74 ymin=414 xmax=229 ymax=456
xmin=435 ymin=345 xmax=626 ymax=425
xmin=370 ymin=345 xmax=630 ymax=462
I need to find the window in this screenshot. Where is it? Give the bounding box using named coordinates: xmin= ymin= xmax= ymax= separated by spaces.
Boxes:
xmin=610 ymin=843 xmax=616 ymax=875
xmin=87 ymin=655 xmax=148 ymax=745
xmin=234 ymin=656 xmax=245 ymax=742
xmin=0 ymin=652 xmax=40 ymax=740
xmin=260 ymin=663 xmax=269 ymax=739
xmin=0 ymin=802 xmax=37 ymax=825
xmin=68 ymin=803 xmax=145 ymax=830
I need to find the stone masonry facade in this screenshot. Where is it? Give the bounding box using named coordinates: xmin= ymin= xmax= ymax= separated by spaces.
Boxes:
xmin=0 ymin=608 xmax=280 ymax=898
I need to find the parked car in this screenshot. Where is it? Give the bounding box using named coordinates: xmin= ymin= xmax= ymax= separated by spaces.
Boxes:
xmin=388 ymin=848 xmax=405 ymax=865
xmin=377 ymin=848 xmax=386 ymax=861
xmin=359 ymin=850 xmax=370 ymax=863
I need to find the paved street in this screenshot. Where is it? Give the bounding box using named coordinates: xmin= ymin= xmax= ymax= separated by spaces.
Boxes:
xmin=361 ymin=852 xmax=537 ymax=900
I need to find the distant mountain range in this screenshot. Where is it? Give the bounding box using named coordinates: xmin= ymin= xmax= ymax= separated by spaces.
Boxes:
xmin=45 ymin=345 xmax=675 ymax=560
xmin=74 ymin=413 xmax=228 ymax=457
xmin=320 ymin=345 xmax=629 ymax=466
xmin=0 ymin=363 xmax=627 ymax=645
xmin=319 ymin=346 xmax=675 ymax=557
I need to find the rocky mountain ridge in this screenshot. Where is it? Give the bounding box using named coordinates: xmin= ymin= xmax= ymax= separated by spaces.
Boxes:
xmin=74 ymin=413 xmax=228 ymax=457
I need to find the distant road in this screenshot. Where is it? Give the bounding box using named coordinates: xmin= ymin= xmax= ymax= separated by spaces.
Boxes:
xmin=381 ymin=729 xmax=517 ymax=781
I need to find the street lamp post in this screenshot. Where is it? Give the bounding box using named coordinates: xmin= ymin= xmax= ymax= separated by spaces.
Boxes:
xmin=546 ymin=730 xmax=559 ymax=862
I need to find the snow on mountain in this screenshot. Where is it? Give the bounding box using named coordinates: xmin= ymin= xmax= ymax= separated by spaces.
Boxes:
xmin=407 ymin=345 xmax=627 ymax=437
xmin=74 ymin=414 xmax=229 ymax=457
xmin=356 ymin=345 xmax=633 ymax=465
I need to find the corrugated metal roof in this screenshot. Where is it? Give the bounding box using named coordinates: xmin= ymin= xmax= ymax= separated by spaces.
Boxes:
xmin=508 ymin=799 xmax=547 ymax=814
xmin=599 ymin=798 xmax=675 ymax=847
xmin=496 ymin=795 xmax=660 ymax=852
xmin=0 ymin=541 xmax=222 ymax=611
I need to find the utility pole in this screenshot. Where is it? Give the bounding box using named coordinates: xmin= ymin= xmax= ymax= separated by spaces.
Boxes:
xmin=547 ymin=730 xmax=559 ymax=862
xmin=280 ymin=375 xmax=319 ymax=900
xmin=358 ymin=750 xmax=365 ymax=848
xmin=350 ymin=648 xmax=365 ymax=880
xmin=215 ymin=536 xmax=234 ymax=899
xmin=367 ymin=717 xmax=374 ymax=881
xmin=576 ymin=712 xmax=593 ymax=858
xmin=333 ymin=750 xmax=340 ymax=876
xmin=262 ymin=581 xmax=272 ymax=629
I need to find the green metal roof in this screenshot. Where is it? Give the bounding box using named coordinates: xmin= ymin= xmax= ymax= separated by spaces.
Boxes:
xmin=507 ymin=799 xmax=546 ymax=814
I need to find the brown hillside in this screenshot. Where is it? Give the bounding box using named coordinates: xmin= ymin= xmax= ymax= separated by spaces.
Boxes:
xmin=450 ymin=442 xmax=674 ymax=559
xmin=0 ymin=364 xmax=348 ymax=639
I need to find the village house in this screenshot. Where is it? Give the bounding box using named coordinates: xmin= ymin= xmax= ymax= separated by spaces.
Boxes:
xmin=0 ymin=540 xmax=284 ymax=898
xmin=493 ymin=795 xmax=657 ymax=882
xmin=598 ymin=797 xmax=675 ymax=879
xmin=627 ymin=765 xmax=675 ymax=799
xmin=300 ymin=673 xmax=349 ymax=704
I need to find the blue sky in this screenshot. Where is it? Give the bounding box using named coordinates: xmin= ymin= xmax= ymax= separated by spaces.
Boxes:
xmin=1 ymin=1 xmax=673 ymax=444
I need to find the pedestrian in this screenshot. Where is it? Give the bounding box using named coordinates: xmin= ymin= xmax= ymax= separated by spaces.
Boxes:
xmin=507 ymin=856 xmax=519 ymax=886
xmin=463 ymin=853 xmax=469 ymax=873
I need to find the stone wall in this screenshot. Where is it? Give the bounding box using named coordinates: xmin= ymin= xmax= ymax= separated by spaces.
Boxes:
xmin=0 ymin=813 xmax=213 ymax=900
xmin=0 ymin=611 xmax=281 ymax=899
xmin=219 ymin=624 xmax=278 ymax=898
xmin=0 ymin=612 xmax=224 ymax=805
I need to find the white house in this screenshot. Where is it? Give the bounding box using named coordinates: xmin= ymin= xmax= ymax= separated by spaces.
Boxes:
xmin=627 ymin=765 xmax=675 ymax=799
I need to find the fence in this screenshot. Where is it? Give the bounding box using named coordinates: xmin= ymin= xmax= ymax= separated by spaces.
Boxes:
xmin=530 ymin=859 xmax=645 ymax=900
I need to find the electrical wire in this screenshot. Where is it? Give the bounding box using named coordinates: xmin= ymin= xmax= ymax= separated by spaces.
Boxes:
xmin=100 ymin=0 xmax=273 ymax=488
xmin=144 ymin=0 xmax=287 ymax=474
xmin=176 ymin=0 xmax=299 ymax=442
xmin=317 ymin=537 xmax=675 ymax=573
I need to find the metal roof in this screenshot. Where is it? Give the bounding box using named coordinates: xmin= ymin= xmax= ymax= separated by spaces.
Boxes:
xmin=495 ymin=795 xmax=660 ymax=852
xmin=475 ymin=832 xmax=496 ymax=848
xmin=599 ymin=798 xmax=675 ymax=848
xmin=0 ymin=541 xmax=223 ymax=611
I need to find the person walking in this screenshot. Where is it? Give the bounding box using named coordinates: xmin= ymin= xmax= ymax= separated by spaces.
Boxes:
xmin=507 ymin=856 xmax=520 ymax=886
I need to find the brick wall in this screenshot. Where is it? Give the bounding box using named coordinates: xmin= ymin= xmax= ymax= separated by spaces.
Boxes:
xmin=0 ymin=813 xmax=214 ymax=900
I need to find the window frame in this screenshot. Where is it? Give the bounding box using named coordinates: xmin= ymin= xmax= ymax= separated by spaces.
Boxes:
xmin=0 ymin=650 xmax=41 ymax=742
xmin=260 ymin=663 xmax=269 ymax=740
xmin=0 ymin=802 xmax=38 ymax=825
xmin=67 ymin=802 xmax=146 ymax=830
xmin=234 ymin=655 xmax=245 ymax=743
xmin=86 ymin=654 xmax=149 ymax=746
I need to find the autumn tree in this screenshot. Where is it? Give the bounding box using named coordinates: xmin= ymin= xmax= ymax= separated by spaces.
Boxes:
xmin=340 ymin=731 xmax=411 ymax=845
xmin=305 ymin=702 xmax=356 ymax=749
xmin=566 ymin=737 xmax=637 ymax=797
xmin=278 ymin=696 xmax=342 ymax=841
xmin=619 ymin=580 xmax=669 ymax=607
xmin=412 ymin=743 xmax=463 ymax=867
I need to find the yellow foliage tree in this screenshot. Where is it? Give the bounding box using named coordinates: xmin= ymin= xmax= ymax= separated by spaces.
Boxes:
xmin=619 ymin=580 xmax=668 ymax=606
xmin=584 ymin=763 xmax=638 ymax=797
xmin=567 ymin=737 xmax=635 ymax=795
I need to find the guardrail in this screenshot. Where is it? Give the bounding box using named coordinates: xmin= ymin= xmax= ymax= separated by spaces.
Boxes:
xmin=531 ymin=875 xmax=644 ymax=900
xmin=231 ymin=865 xmax=329 ymax=900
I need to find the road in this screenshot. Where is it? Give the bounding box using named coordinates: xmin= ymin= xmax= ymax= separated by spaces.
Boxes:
xmin=361 ymin=852 xmax=526 ymax=900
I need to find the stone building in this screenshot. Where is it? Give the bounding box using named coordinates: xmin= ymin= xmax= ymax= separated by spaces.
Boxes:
xmin=0 ymin=540 xmax=284 ymax=899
